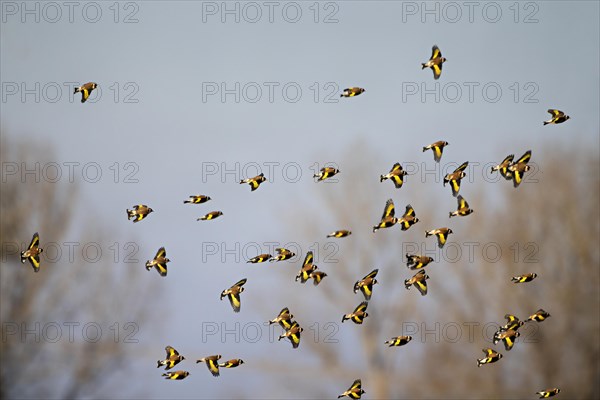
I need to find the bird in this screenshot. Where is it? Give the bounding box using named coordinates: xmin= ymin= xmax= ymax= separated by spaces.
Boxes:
xmin=404 ymin=270 xmax=429 ymax=296
xmin=511 ymin=273 xmax=538 ymax=283
xmin=126 ymin=204 xmax=153 ymax=223
xmin=353 ymin=269 xmax=379 ymax=300
xmin=309 ymin=270 xmax=328 ymax=286
xmin=184 ymin=195 xmax=211 ymax=204
xmin=197 ymin=211 xmax=223 ymax=221
xmin=240 ymin=173 xmax=266 ymax=191
xmin=219 ymin=359 xmax=244 ymax=368
xmin=508 ymin=150 xmax=532 ymax=188
xmin=444 ymin=161 xmax=469 ymax=196
xmin=74 ymin=82 xmax=97 ymax=103
xmin=543 ymin=109 xmax=570 ymax=125
xmin=157 ymin=346 xmax=185 ymax=370
xmin=20 ymin=232 xmax=43 ymax=273
xmin=314 ymin=167 xmax=340 ymax=181
xmin=491 ymin=154 xmax=514 ymax=180
xmin=338 ymin=379 xmax=365 ymax=399
xmin=340 ymin=87 xmax=365 ymax=97
xmin=145 ymin=247 xmax=169 ymax=277
xmin=220 ymin=278 xmax=247 ymax=313
xmin=380 ymin=163 xmax=408 ymax=189
xmin=449 ymin=195 xmax=474 ymax=218
xmin=527 ymin=309 xmax=551 ymax=322
xmin=270 ymin=248 xmax=295 ymax=262
xmin=385 ymin=335 xmax=412 ymax=347
xmin=342 ymin=301 xmax=369 ymax=324
xmin=373 ymin=198 xmax=398 ymax=232
xmin=406 ymin=254 xmax=434 ymax=270
xmin=426 ymin=228 xmax=453 ymax=248
xmin=422 ymin=45 xmax=446 ymax=79
xmin=162 ymin=370 xmax=190 ymax=380
xmin=327 ymin=230 xmax=352 ymax=238
xmin=536 ymin=388 xmax=560 ymax=398
xmin=196 ymin=355 xmax=222 ymax=377
xmin=423 ymin=140 xmax=449 ymax=162
xmin=493 ymin=329 xmax=520 ymax=351
xmin=278 ymin=321 xmax=303 ymax=348
xmin=499 ymin=314 xmax=524 ymax=332
xmin=477 ymin=348 xmax=502 ymax=367
xmin=247 ymin=254 xmax=272 ymax=264
xmin=269 ymin=307 xmax=294 ymax=330
xmin=398 ymin=204 xmax=419 ymax=231
xmin=295 ymin=251 xmax=317 ymax=283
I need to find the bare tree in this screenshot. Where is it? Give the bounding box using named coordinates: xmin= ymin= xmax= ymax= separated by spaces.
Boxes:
xmin=0 ymin=136 xmax=158 ymax=399
xmin=253 ymin=139 xmax=599 ymax=399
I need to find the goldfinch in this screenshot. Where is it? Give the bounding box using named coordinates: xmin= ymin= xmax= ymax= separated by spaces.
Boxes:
xmin=20 ymin=232 xmax=43 ymax=273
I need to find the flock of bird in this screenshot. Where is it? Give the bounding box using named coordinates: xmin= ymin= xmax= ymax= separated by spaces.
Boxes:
xmin=18 ymin=44 xmax=571 ymax=399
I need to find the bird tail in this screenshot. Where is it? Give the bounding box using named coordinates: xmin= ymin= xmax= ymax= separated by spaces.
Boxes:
xmin=380 ymin=175 xmax=385 ymax=182
xmin=184 ymin=200 xmax=191 ymax=204
xmin=404 ymin=279 xmax=411 ymax=289
xmin=477 ymin=359 xmax=483 ymax=367
xmin=74 ymin=87 xmax=80 ymax=94
xmin=421 ymin=63 xmax=427 ymax=69
xmin=126 ymin=209 xmax=132 ymax=220
xmin=543 ymin=121 xmax=549 ymax=125
xmin=449 ymin=212 xmax=454 ymax=218
xmin=157 ymin=361 xmax=163 ymax=368
xmin=425 ymin=231 xmax=432 ymax=237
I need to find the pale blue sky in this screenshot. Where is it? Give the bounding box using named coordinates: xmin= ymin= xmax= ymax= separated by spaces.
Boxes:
xmin=1 ymin=1 xmax=599 ymax=398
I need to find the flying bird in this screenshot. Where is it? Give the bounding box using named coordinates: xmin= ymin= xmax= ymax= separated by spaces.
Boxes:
xmin=406 ymin=254 xmax=434 ymax=270
xmin=373 ymin=198 xmax=398 ymax=232
xmin=196 ymin=355 xmax=222 ymax=377
xmin=157 ymin=346 xmax=185 ymax=370
xmin=269 ymin=307 xmax=294 ymax=330
xmin=508 ymin=150 xmax=532 ymax=188
xmin=197 ymin=211 xmax=223 ymax=221
xmin=247 ymin=254 xmax=272 ymax=264
xmin=511 ymin=273 xmax=538 ymax=283
xmin=162 ymin=370 xmax=189 ymax=380
xmin=536 ymin=388 xmax=560 ymax=398
xmin=314 ymin=167 xmax=340 ymax=182
xmin=423 ymin=140 xmax=449 ymax=162
xmin=491 ymin=154 xmax=514 ymax=180
xmin=425 ymin=228 xmax=453 ymax=248
xmin=449 ymin=195 xmax=474 ymax=218
xmin=493 ymin=329 xmax=520 ymax=351
xmin=270 ymin=248 xmax=295 ymax=262
xmin=342 ymin=301 xmax=369 ymax=324
xmin=184 ymin=195 xmax=211 ymax=204
xmin=398 ymin=204 xmax=419 ymax=231
xmin=219 ymin=359 xmax=244 ymax=368
xmin=20 ymin=232 xmax=43 ymax=273
xmin=527 ymin=309 xmax=551 ymax=322
xmin=340 ymin=87 xmax=365 ymax=97
xmin=295 ymin=251 xmax=317 ymax=283
xmin=338 ymin=379 xmax=365 ymax=399
xmin=404 ymin=270 xmax=429 ymax=296
xmin=422 ymin=45 xmax=446 ymax=79
xmin=477 ymin=348 xmax=502 ymax=367
xmin=127 ymin=204 xmax=153 ymax=223
xmin=220 ymin=278 xmax=247 ymax=313
xmin=74 ymin=82 xmax=97 ymax=103
xmin=278 ymin=321 xmax=303 ymax=348
xmin=385 ymin=335 xmax=412 ymax=347
xmin=543 ymin=109 xmax=570 ymax=125
xmin=353 ymin=269 xmax=379 ymax=300
xmin=444 ymin=161 xmax=469 ymax=196
xmin=327 ymin=230 xmax=352 ymax=238
xmin=145 ymin=247 xmax=170 ymax=277
xmin=380 ymin=163 xmax=408 ymax=189
xmin=499 ymin=314 xmax=524 ymax=332
xmin=309 ymin=270 xmax=328 ymax=286
xmin=240 ymin=173 xmax=266 ymax=191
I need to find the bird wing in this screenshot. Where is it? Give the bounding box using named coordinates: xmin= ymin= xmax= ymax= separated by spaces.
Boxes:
xmin=382 ymin=199 xmax=395 ymax=219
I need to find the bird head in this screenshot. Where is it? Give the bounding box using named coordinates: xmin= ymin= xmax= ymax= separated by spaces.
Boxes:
xmin=441 ymin=57 xmax=447 ymax=63
xmin=148 ymin=208 xmax=154 ymax=213
xmin=448 ymin=229 xmax=454 ymax=234
xmin=238 ymin=359 xmax=245 ymax=364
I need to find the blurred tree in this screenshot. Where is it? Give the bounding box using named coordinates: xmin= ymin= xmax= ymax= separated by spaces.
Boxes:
xmin=0 ymin=136 xmax=158 ymax=399
xmin=253 ymin=139 xmax=599 ymax=399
